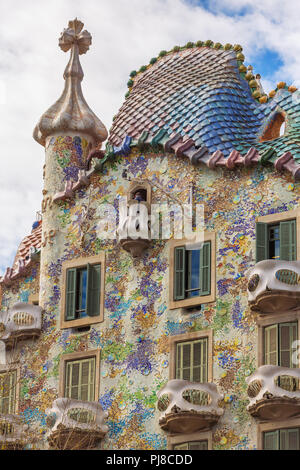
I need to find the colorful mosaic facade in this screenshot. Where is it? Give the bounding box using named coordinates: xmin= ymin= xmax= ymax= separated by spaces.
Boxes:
xmin=1 ymin=19 xmax=300 ymax=450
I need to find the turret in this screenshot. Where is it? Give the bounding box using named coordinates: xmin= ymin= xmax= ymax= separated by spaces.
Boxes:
xmin=33 ymin=19 xmax=107 ymax=314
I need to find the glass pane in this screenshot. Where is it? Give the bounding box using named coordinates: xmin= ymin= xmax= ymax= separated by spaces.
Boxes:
xmin=78 ymin=269 xmax=88 ymax=318
xmin=268 ymin=225 xmax=280 ymax=259
xmin=188 ymin=250 xmax=200 ymax=297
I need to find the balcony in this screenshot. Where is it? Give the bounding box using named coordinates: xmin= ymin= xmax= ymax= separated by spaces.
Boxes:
xmin=246 ymin=260 xmax=300 ymax=313
xmin=0 ymin=302 xmax=42 ymax=348
xmin=0 ymin=414 xmax=28 ymax=450
xmin=117 ymin=200 xmax=151 ymax=257
xmin=157 ymin=379 xmax=224 ymax=433
xmin=45 ymin=398 xmax=108 ymax=450
xmin=246 ymin=365 xmax=300 ymax=420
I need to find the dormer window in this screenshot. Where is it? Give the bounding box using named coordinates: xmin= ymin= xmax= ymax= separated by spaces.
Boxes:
xmin=260 ymin=112 xmax=286 ymax=142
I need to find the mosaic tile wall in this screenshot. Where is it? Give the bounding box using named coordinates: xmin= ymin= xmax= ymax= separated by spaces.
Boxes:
xmin=1 ymin=137 xmax=300 ymax=450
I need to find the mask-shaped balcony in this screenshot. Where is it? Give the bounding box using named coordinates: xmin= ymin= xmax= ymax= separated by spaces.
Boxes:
xmin=0 ymin=414 xmax=28 ymax=450
xmin=45 ymin=398 xmax=108 ymax=450
xmin=246 ymin=260 xmax=300 ymax=313
xmin=117 ymin=200 xmax=151 ymax=257
xmin=157 ymin=379 xmax=224 ymax=433
xmin=0 ymin=303 xmax=42 ymax=348
xmin=246 ymin=365 xmax=300 ymax=420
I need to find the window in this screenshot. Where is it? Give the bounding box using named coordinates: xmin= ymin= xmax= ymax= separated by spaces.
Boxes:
xmin=174 ymin=441 xmax=208 ymax=450
xmin=256 ymin=218 xmax=296 ymax=262
xmin=260 ymin=112 xmax=286 ymax=142
xmin=264 ymin=322 xmax=298 ymax=391
xmin=169 ymin=233 xmax=215 ymax=309
xmin=169 ymin=330 xmax=213 ymax=383
xmin=176 ymin=338 xmax=208 ymax=382
xmin=264 ymin=428 xmax=300 ymax=450
xmin=174 ymin=242 xmax=211 ymax=300
xmin=59 ymin=350 xmax=100 ymax=400
xmin=61 ymin=254 xmax=105 ymax=329
xmin=0 ymin=370 xmax=17 ymax=414
xmin=264 ymin=322 xmax=297 ymax=367
xmin=168 ymin=431 xmax=212 ymax=450
xmin=65 ymin=357 xmax=96 ymax=401
xmin=65 ymin=264 xmax=100 ymax=321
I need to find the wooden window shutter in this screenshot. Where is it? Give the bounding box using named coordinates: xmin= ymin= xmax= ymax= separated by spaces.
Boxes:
xmin=284 ymin=428 xmax=300 ymax=450
xmin=176 ymin=342 xmax=191 ymax=380
xmin=174 ymin=246 xmax=186 ymax=300
xmin=65 ymin=268 xmax=77 ymax=320
xmin=65 ymin=357 xmax=96 ymax=401
xmin=264 ymin=325 xmax=278 ymax=365
xmin=0 ymin=371 xmax=16 ymax=414
xmin=264 ymin=430 xmax=279 ymax=450
xmin=176 ymin=339 xmax=208 ymax=382
xmin=279 ymin=322 xmax=298 ymax=368
xmin=280 ymin=220 xmax=296 ymax=261
xmin=256 ymin=222 xmax=268 ymax=262
xmin=200 ymin=242 xmax=211 ymax=295
xmin=86 ymin=264 xmax=101 ymax=317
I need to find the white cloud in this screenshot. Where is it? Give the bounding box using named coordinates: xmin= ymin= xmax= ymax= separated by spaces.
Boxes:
xmin=1 ymin=0 xmax=300 ymax=273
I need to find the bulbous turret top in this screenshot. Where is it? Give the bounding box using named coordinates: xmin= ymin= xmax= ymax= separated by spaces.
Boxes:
xmin=33 ymin=19 xmax=108 ymax=147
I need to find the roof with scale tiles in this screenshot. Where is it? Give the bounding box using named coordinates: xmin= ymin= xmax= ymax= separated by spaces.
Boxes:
xmin=1 ymin=222 xmax=42 ymax=286
xmin=108 ymin=42 xmax=300 ymax=178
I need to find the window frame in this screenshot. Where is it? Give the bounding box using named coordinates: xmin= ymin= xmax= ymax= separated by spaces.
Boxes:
xmin=169 ymin=233 xmax=216 ymax=309
xmin=256 ymin=209 xmax=300 ymax=262
xmin=0 ymin=365 xmax=20 ymax=415
xmin=60 ymin=253 xmax=105 ymax=329
xmin=257 ymin=311 xmax=300 ymax=368
xmin=258 ymin=418 xmax=300 ymax=450
xmin=168 ymin=431 xmax=212 ymax=450
xmin=59 ymin=349 xmax=100 ymax=400
xmin=169 ymin=330 xmax=213 ymax=382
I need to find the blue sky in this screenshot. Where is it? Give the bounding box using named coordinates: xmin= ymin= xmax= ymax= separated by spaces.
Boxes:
xmin=0 ymin=0 xmax=300 ymax=275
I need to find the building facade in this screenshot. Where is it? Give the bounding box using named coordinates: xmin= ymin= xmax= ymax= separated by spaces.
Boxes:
xmin=1 ymin=19 xmax=300 ymax=450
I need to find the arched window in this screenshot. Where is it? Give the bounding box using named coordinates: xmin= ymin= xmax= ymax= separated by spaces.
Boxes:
xmin=260 ymin=112 xmax=286 ymax=142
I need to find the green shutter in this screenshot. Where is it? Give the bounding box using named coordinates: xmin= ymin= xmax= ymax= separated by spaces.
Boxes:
xmin=280 ymin=220 xmax=296 ymax=261
xmin=264 ymin=431 xmax=279 ymax=450
xmin=256 ymin=222 xmax=268 ymax=262
xmin=174 ymin=246 xmax=186 ymax=300
xmin=200 ymin=242 xmax=211 ymax=295
xmin=86 ymin=264 xmax=101 ymax=317
xmin=65 ymin=267 xmax=77 ymax=320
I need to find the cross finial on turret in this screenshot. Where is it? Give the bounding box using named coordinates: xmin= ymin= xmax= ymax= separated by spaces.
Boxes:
xmin=33 ymin=19 xmax=108 ymax=147
xmin=59 ymin=18 xmax=92 ymax=55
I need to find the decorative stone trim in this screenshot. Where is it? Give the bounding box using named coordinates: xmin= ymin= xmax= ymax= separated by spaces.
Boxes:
xmin=0 ymin=303 xmax=42 ymax=348
xmin=157 ymin=379 xmax=224 ymax=433
xmin=247 ymin=365 xmax=300 ymax=421
xmin=246 ymin=260 xmax=300 ymax=313
xmin=45 ymin=397 xmax=108 ymax=450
